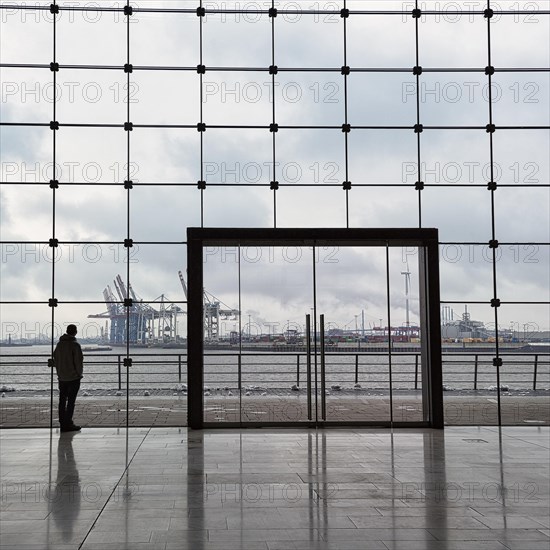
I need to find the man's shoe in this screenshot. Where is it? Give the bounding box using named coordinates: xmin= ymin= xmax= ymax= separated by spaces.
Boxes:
xmin=60 ymin=425 xmax=81 ymax=432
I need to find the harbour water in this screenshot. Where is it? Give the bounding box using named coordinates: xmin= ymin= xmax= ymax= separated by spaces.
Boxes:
xmin=1 ymin=345 xmax=548 ymax=394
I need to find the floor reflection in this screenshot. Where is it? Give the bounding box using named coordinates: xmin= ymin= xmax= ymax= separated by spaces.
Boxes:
xmin=1 ymin=427 xmax=548 ymax=549
xmin=49 ymin=431 xmax=81 ymax=543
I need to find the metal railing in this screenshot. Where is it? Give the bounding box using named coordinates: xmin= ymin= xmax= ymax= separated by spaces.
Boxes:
xmin=0 ymin=351 xmax=548 ymax=392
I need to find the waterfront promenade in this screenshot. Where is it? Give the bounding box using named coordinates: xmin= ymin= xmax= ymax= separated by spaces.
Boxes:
xmin=1 ymin=392 xmax=548 ymax=428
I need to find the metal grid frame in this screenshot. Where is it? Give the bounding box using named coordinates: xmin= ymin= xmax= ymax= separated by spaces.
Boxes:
xmin=0 ymin=1 xmax=549 ymax=428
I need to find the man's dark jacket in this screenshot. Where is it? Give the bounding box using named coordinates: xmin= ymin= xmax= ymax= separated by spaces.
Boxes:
xmin=53 ymin=334 xmax=84 ymax=381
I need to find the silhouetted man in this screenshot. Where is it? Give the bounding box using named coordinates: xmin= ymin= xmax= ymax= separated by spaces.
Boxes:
xmin=53 ymin=324 xmax=83 ymax=432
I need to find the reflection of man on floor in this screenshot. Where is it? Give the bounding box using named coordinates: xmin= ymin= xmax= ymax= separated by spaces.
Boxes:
xmin=53 ymin=324 xmax=83 ymax=432
xmin=50 ymin=432 xmax=81 ymax=541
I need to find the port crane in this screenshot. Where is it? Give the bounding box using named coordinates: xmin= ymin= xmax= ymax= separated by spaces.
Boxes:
xmin=89 ymin=275 xmax=183 ymax=344
xmin=178 ymin=270 xmax=239 ymax=342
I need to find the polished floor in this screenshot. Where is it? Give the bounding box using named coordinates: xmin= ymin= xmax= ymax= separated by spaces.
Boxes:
xmin=0 ymin=427 xmax=549 ymax=550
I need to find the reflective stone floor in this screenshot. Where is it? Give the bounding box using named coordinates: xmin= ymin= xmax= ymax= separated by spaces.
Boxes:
xmin=1 ymin=427 xmax=548 ymax=550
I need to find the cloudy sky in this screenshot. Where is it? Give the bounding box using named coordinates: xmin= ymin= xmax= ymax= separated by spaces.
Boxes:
xmin=0 ymin=1 xmax=549 ymax=339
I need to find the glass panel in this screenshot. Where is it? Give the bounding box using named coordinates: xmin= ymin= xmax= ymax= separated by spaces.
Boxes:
xmin=491 ymin=73 xmax=550 ymax=127
xmin=0 ymin=184 xmax=52 ymax=240
xmin=130 ymin=13 xmax=199 ymax=67
xmin=132 ymin=70 xmax=198 ymax=126
xmin=418 ymin=16 xmax=487 ymax=68
xmin=495 ymin=187 xmax=550 ymax=242
xmin=204 ymin=129 xmax=272 ymax=184
xmin=422 ymin=187 xmax=492 ymax=242
xmin=202 ymin=246 xmax=241 ymax=423
xmin=131 ymin=129 xmax=199 ymax=184
xmin=491 ymin=10 xmax=550 ymax=68
xmin=130 ymin=186 xmax=201 ymax=242
xmin=348 ymin=73 xmax=415 ymax=126
xmin=498 ymin=245 xmax=549 ymax=303
xmin=421 ymin=130 xmax=490 ymax=185
xmin=57 ymin=10 xmax=126 ymax=66
xmin=439 ymin=245 xmax=494 ymax=302
xmin=277 ymin=187 xmax=346 ymax=228
xmin=276 ymin=129 xmax=344 ymax=185
xmin=202 ymin=187 xmax=272 ymax=228
xmin=54 ymin=302 xmax=128 ymax=430
xmin=203 ymin=13 xmax=271 ymax=67
xmin=441 ymin=303 xmax=498 ymax=426
xmin=203 ymin=73 xmax=271 ymax=126
xmin=388 ymin=247 xmax=423 ymax=423
xmin=55 ymin=185 xmax=126 ymax=241
xmin=0 ymin=244 xmax=51 ymax=301
xmin=316 ymin=246 xmax=391 ymax=422
xmin=276 ymin=9 xmax=343 ymax=68
xmin=499 ymin=304 xmax=550 ymax=427
xmin=0 ymin=8 xmax=51 ymax=65
xmin=239 ymin=246 xmax=313 ymax=424
xmin=0 ymin=68 xmax=52 ymax=122
xmin=276 ymin=73 xmax=344 ymax=127
xmin=56 ymin=69 xmax=127 ymax=125
xmin=56 ymin=127 xmax=127 ymax=184
xmin=54 ymin=244 xmax=129 ymax=302
xmin=0 ymin=126 xmax=52 ymax=182
xmin=348 ymin=130 xmax=417 ymax=184
xmin=347 ymin=0 xmax=408 ymax=8
xmin=0 ymin=303 xmax=55 ymax=425
xmin=347 ymin=14 xmax=415 ymax=67
xmin=493 ymin=131 xmax=549 ymax=185
xmin=348 ymin=187 xmax=419 ymax=228
xmin=127 ymin=243 xmax=187 ymax=302
xmin=419 ymin=73 xmax=488 ymax=126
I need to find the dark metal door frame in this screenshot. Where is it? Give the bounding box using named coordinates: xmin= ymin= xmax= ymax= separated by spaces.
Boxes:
xmin=187 ymin=228 xmax=444 ymax=429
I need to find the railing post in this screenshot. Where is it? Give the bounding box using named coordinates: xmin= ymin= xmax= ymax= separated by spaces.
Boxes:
xmin=238 ymin=353 xmax=241 ymax=391
xmin=474 ymin=354 xmax=478 ymax=390
xmin=117 ymin=355 xmax=122 ymax=390
xmin=414 ymin=354 xmax=419 ymax=390
xmin=533 ymin=354 xmax=538 ymax=391
xmin=355 ymin=354 xmax=359 ymax=384
xmin=178 ymin=354 xmax=182 ymax=383
xmin=296 ymin=354 xmax=300 ymax=386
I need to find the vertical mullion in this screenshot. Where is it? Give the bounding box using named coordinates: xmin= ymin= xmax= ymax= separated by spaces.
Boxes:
xmin=414 ymin=0 xmax=422 ymax=228
xmin=343 ymin=0 xmax=349 ymax=228
xmin=485 ymin=0 xmax=501 ymax=427
xmin=50 ymin=1 xmax=58 ymax=431
xmin=125 ymin=2 xmax=132 ymax=431
xmin=271 ymin=0 xmax=277 ymax=228
xmin=199 ymin=1 xmax=205 ymax=227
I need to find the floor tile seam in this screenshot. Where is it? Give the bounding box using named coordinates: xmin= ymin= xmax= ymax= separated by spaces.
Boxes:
xmin=74 ymin=427 xmax=153 ymax=550
xmin=479 ymin=427 xmax=550 ymax=450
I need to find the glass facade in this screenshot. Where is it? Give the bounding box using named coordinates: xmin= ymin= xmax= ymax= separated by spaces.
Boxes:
xmin=0 ymin=1 xmax=548 ymax=428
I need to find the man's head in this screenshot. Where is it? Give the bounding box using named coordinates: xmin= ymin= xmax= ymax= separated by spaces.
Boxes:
xmin=66 ymin=324 xmax=78 ymax=336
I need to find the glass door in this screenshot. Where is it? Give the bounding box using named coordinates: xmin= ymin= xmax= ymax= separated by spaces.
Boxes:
xmin=314 ymin=246 xmax=392 ymax=423
xmin=238 ymin=245 xmax=313 ymax=424
xmin=187 ymin=228 xmax=443 ymax=429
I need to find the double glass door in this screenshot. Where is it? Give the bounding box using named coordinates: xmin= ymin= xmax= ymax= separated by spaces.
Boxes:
xmin=188 ymin=229 xmax=443 ymax=428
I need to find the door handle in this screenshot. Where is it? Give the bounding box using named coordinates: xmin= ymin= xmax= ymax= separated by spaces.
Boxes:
xmin=320 ymin=313 xmax=326 ymax=421
xmin=305 ymin=314 xmax=312 ymax=421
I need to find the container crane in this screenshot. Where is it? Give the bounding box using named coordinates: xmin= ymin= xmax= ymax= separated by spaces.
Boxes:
xmin=178 ymin=269 xmax=239 ymax=342
xmin=89 ymin=274 xmax=182 ymax=345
